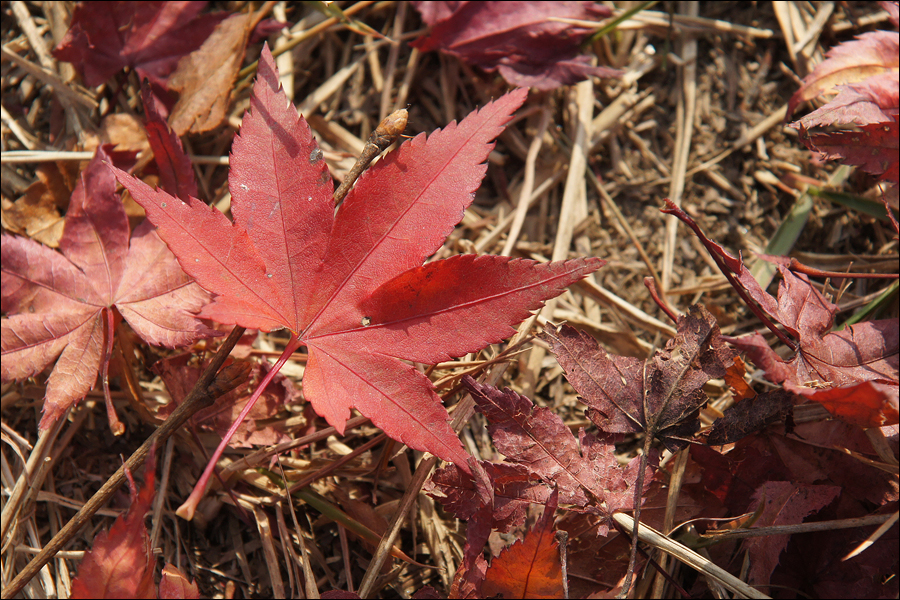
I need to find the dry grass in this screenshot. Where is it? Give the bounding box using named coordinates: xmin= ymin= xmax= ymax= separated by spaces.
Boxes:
xmin=2 ymin=2 xmax=897 ymax=598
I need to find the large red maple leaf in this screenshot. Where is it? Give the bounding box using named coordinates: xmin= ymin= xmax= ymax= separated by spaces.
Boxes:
xmin=1 ymin=147 xmax=216 ymax=433
xmin=112 ymin=45 xmax=604 ymax=517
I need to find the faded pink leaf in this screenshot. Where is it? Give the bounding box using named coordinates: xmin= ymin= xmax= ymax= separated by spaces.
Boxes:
xmin=1 ymin=147 xmax=215 ymax=431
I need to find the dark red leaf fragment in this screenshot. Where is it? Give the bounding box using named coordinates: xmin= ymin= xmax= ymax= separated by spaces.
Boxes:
xmin=412 ymin=1 xmax=620 ymax=90
xmin=54 ymin=2 xmax=226 ymax=87
xmin=708 ymin=389 xmax=796 ymax=445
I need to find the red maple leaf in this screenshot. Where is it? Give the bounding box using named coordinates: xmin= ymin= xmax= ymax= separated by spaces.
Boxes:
xmin=459 ymin=375 xmax=642 ymax=525
xmin=426 ymin=375 xmax=649 ymax=587
xmin=792 ymin=71 xmax=899 ymax=130
xmin=53 ymin=1 xmax=227 ymax=87
xmin=112 ymin=45 xmax=604 ymax=517
xmin=1 ymin=147 xmax=216 ymax=434
xmin=158 ymin=564 xmax=201 ymax=600
xmin=743 ymin=481 xmax=841 ymax=588
xmin=70 ymin=451 xmax=200 ymax=599
xmin=411 ymin=1 xmax=620 ymax=90
xmin=725 ymin=264 xmax=899 ymax=427
xmin=795 ymin=116 xmax=899 ymax=185
xmin=141 ymin=79 xmax=199 ymax=201
xmin=542 ymin=305 xmax=736 ymax=453
xmin=662 ymin=200 xmax=899 ymax=428
xmin=540 ymin=305 xmax=738 ymax=594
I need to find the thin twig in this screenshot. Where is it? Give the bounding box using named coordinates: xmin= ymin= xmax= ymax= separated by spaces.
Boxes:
xmin=619 ymin=433 xmax=654 ymax=598
xmin=784 ymin=257 xmax=899 ymax=280
xmin=0 ymin=47 xmax=97 ymax=111
xmin=701 ymin=512 xmax=895 ymax=540
xmin=501 ymin=105 xmax=551 ymax=258
xmin=661 ymin=1 xmax=698 ymax=294
xmin=0 ymin=413 xmax=67 ymax=545
xmin=651 ymin=448 xmax=690 ymax=597
xmin=333 ymin=108 xmax=408 ymax=205
xmin=239 ymin=1 xmax=378 ymax=81
xmin=613 ymin=513 xmax=771 ymax=599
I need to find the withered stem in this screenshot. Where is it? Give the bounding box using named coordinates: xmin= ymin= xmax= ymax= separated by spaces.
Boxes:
xmin=333 ymin=109 xmax=408 ymax=206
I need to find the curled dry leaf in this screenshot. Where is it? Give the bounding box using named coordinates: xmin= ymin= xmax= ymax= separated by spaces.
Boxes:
xmin=459 ymin=375 xmax=642 ymax=525
xmin=787 ymin=30 xmax=899 ymax=118
xmin=167 ymin=11 xmax=255 ymax=135
xmin=541 ymin=304 xmax=738 ymax=595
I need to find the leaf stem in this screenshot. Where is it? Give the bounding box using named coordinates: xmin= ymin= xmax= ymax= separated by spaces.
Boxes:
xmin=618 ymin=431 xmax=653 ymax=599
xmin=644 ymin=276 xmax=680 ymax=323
xmin=176 ymin=333 xmax=303 ymax=520
xmin=2 ymin=326 xmax=247 ymax=600
xmin=101 ymin=307 xmax=125 ymax=435
xmin=784 ymin=256 xmax=899 ymax=280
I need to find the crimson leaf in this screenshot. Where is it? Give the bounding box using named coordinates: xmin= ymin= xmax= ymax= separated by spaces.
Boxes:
xmin=460 ymin=375 xmax=640 ymax=523
xmin=541 ymin=304 xmax=735 ymax=594
xmin=112 ymin=45 xmax=604 ymax=495
xmin=662 ymin=200 xmax=899 ymax=428
xmin=70 ymin=451 xmax=200 ymax=599
xmin=53 ymin=2 xmax=226 ymax=87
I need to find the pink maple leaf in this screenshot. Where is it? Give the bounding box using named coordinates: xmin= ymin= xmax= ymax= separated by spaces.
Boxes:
xmin=1 ymin=147 xmax=216 ymax=433
xmin=787 ymin=30 xmax=899 ymax=118
xmin=788 ymin=29 xmax=900 ymax=184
